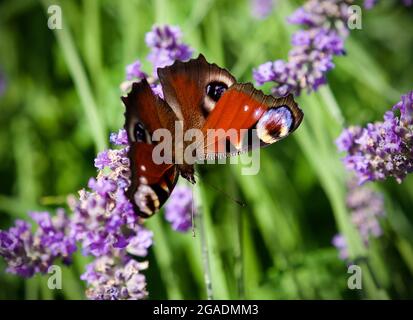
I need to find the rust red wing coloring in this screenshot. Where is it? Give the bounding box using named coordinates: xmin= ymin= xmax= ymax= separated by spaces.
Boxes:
xmin=122 ymin=54 xmax=304 ymax=217
xmin=201 ymin=83 xmax=303 ymax=156
xmin=127 ymin=142 xmax=177 ymax=218
xmin=122 ymin=80 xmax=178 ymax=217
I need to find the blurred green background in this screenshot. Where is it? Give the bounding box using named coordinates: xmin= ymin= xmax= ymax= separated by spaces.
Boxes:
xmin=1 ymin=0 xmax=413 ymax=299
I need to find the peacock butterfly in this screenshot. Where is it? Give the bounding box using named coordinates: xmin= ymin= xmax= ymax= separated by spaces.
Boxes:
xmin=122 ymin=54 xmax=303 ymax=218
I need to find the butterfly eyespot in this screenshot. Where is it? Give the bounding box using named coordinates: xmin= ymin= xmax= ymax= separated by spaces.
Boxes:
xmin=134 ymin=122 xmax=146 ymax=142
xmin=256 ymin=106 xmax=293 ymax=144
xmin=134 ymin=185 xmax=159 ymax=216
xmin=206 ymin=81 xmax=228 ymax=102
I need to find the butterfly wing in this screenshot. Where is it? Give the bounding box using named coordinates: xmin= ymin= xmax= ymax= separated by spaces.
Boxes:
xmin=123 ymin=56 xmax=303 ymax=199
xmin=158 ymin=54 xmax=239 ymax=174
xmin=122 ymin=79 xmax=178 ymax=217
xmin=157 ymin=54 xmax=236 ymax=131
xmin=200 ymin=83 xmax=304 ymax=158
xmin=127 ymin=142 xmax=178 ymax=218
xmin=123 ymin=79 xmax=178 ymax=140
xmin=157 ymin=54 xmax=303 ymax=165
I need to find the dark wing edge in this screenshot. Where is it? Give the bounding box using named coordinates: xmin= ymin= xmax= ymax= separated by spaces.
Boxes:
xmin=121 ymin=79 xmax=179 ymax=218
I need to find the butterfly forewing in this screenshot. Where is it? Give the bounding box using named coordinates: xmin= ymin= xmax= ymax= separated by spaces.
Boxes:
xmin=158 ymin=54 xmax=236 ymax=130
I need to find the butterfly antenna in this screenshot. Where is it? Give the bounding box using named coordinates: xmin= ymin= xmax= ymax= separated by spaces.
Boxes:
xmin=194 ymin=172 xmax=246 ymax=207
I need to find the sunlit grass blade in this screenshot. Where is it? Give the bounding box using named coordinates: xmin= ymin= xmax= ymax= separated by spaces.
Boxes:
xmin=41 ymin=0 xmax=107 ymax=152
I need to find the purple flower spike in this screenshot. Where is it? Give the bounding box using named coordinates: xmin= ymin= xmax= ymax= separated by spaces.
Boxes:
xmin=82 ymin=251 xmax=149 ymax=300
xmin=365 ymin=0 xmax=412 ymax=8
xmin=332 ymin=234 xmax=349 ymax=261
xmin=253 ymin=0 xmax=350 ymax=96
xmin=146 ymin=25 xmax=193 ymax=72
xmin=125 ymin=60 xmax=147 ymax=81
xmin=126 ymin=227 xmax=154 ymax=257
xmin=364 ymin=0 xmax=378 ymax=9
xmin=251 ymin=0 xmax=275 ymax=20
xmin=165 ymin=185 xmax=194 ymax=232
xmin=0 ymin=210 xmax=76 ymax=277
xmin=332 ymin=179 xmax=386 ymax=261
xmin=347 ymin=179 xmax=385 ymax=244
xmin=110 ymin=129 xmax=129 ymax=146
xmin=0 ymin=24 xmax=195 ymax=300
xmin=337 ymin=91 xmax=413 ymax=184
xmin=94 ymin=150 xmax=111 ymax=170
xmin=253 ymin=61 xmax=281 ymax=85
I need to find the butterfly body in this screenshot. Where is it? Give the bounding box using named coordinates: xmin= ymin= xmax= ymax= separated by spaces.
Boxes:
xmin=122 ymin=55 xmax=303 ymax=218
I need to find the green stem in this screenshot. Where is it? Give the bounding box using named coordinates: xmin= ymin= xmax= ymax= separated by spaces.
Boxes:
xmin=195 ymin=181 xmax=230 ymax=299
xmin=154 ymin=0 xmax=172 ymax=24
xmin=233 ymin=198 xmax=244 ymax=299
xmin=195 ymin=187 xmax=214 ymax=300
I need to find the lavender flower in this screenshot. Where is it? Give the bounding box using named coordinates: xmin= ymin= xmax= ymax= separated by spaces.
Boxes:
xmin=146 ymin=25 xmax=193 ymax=72
xmin=332 ymin=180 xmax=385 ymax=261
xmin=150 ymin=82 xmax=164 ymax=99
xmin=122 ymin=25 xmax=193 ymax=96
xmin=94 ymin=150 xmax=111 ymax=170
xmin=73 ymin=127 xmax=155 ymax=299
xmin=347 ymin=179 xmax=385 ymax=242
xmin=0 ymin=24 xmax=194 ymax=300
xmin=364 ymin=0 xmax=377 ymax=9
xmin=337 ymin=91 xmax=413 ymax=184
xmin=253 ymin=0 xmax=350 ymax=96
xmin=121 ymin=60 xmax=147 ymax=94
xmin=364 ymin=0 xmax=413 ymax=8
xmin=81 ymin=250 xmax=149 ymax=300
xmin=165 ymin=185 xmax=194 ymax=232
xmin=251 ymin=0 xmax=275 ymax=19
xmin=332 ymin=234 xmax=349 ymax=260
xmin=72 ymin=143 xmax=138 ymax=256
xmin=110 ymin=129 xmax=129 ymax=146
xmin=0 ymin=209 xmax=76 ymax=277
xmin=81 ymin=25 xmax=194 ymax=295
xmin=125 ymin=60 xmax=147 ymax=81
xmin=0 ymin=129 xmax=153 ymax=300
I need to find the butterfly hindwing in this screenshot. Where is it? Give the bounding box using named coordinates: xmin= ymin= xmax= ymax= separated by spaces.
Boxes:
xmin=122 ymin=79 xmax=178 ymax=218
xmin=200 ymin=83 xmax=303 ymax=157
xmin=127 ymin=142 xmax=178 ymax=218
